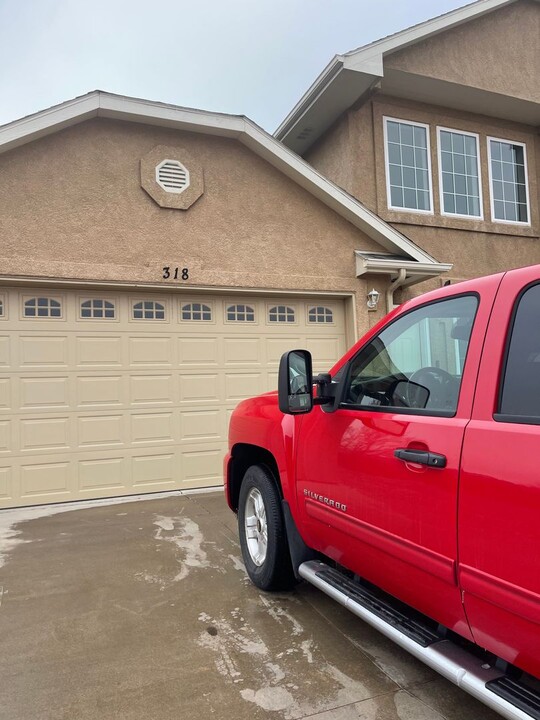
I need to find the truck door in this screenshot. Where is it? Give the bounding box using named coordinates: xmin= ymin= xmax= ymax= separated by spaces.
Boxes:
xmin=459 ymin=266 xmax=540 ymax=679
xmin=295 ymin=282 xmax=499 ymax=637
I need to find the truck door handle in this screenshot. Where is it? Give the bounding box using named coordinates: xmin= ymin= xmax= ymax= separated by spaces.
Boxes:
xmin=394 ymin=449 xmax=447 ymax=468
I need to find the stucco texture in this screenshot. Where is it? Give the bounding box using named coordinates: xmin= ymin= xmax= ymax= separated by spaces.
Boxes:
xmin=371 ymin=95 xmax=540 ymax=236
xmin=0 ymin=118 xmax=385 ymax=332
xmin=305 ymin=92 xmax=540 ymax=282
xmin=305 ymin=103 xmax=378 ymax=214
xmin=385 ymin=0 xmax=540 ymax=103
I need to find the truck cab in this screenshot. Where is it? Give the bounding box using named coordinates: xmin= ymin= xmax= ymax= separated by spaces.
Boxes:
xmin=225 ymin=264 xmax=540 ymax=720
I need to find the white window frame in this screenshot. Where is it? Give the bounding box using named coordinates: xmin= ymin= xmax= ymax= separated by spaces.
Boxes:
xmin=130 ymin=299 xmax=167 ymax=322
xmin=79 ymin=297 xmax=117 ymax=321
xmin=224 ymin=303 xmax=257 ymax=324
xmin=436 ymin=127 xmax=483 ymax=221
xmin=306 ymin=305 xmax=335 ymax=325
xmin=180 ymin=301 xmax=214 ymax=323
xmin=266 ymin=303 xmax=296 ymax=325
xmin=21 ymin=295 xmax=64 ymax=320
xmin=487 ymin=136 xmax=530 ymax=226
xmin=383 ymin=117 xmax=434 ymax=215
xmin=0 ymin=294 xmax=5 ymax=319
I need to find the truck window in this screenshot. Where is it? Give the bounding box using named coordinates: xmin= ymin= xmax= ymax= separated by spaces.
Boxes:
xmin=343 ymin=294 xmax=478 ymax=415
xmin=498 ymin=283 xmax=540 ymax=423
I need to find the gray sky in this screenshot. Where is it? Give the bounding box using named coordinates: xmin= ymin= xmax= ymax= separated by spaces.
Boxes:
xmin=0 ymin=0 xmax=470 ymax=133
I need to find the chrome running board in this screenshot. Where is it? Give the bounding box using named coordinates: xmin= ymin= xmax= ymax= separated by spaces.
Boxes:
xmin=299 ymin=560 xmax=538 ymax=720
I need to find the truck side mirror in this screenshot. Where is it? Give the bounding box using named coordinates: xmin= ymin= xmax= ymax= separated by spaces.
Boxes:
xmin=278 ymin=350 xmax=313 ymax=415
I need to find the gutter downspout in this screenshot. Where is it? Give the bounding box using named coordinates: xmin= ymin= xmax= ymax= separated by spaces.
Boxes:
xmin=386 ymin=269 xmax=407 ymax=312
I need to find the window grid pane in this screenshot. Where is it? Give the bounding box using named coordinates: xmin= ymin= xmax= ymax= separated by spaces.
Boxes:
xmin=490 ymin=140 xmax=528 ymax=223
xmin=81 ymin=299 xmax=115 ymax=319
xmin=181 ymin=303 xmax=212 ymax=321
xmin=0 ymin=299 xmax=3 ymax=317
xmin=439 ymin=130 xmax=481 ymax=218
xmin=24 ymin=297 xmax=62 ymax=318
xmin=386 ymin=120 xmax=431 ymax=211
xmin=308 ymin=306 xmax=333 ymax=324
xmin=268 ymin=305 xmax=295 ymax=323
xmin=227 ymin=304 xmax=255 ymax=322
xmin=132 ymin=301 xmax=165 ymax=320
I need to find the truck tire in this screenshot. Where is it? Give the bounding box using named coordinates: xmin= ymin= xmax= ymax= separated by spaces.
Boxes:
xmin=238 ymin=465 xmax=296 ymax=591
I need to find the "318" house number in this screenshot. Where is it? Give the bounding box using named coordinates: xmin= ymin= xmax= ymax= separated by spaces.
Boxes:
xmin=162 ymin=267 xmax=189 ymax=280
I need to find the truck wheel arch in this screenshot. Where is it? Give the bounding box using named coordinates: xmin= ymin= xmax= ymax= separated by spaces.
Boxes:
xmin=228 ymin=443 xmax=282 ymax=512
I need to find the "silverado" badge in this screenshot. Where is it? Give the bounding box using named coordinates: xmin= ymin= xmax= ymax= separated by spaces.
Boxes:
xmin=303 ymin=488 xmax=347 ymax=512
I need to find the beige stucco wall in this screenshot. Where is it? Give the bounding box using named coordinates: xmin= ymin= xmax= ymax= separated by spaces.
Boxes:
xmin=0 ymin=118 xmax=389 ymax=337
xmin=305 ymin=103 xmax=378 ymax=213
xmin=304 ymin=93 xmax=540 ymax=286
xmin=385 ymin=0 xmax=540 ymax=104
xmin=371 ymin=95 xmax=540 ymax=235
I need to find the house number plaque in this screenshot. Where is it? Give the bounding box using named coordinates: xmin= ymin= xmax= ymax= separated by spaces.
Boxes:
xmin=162 ymin=267 xmax=189 ymax=280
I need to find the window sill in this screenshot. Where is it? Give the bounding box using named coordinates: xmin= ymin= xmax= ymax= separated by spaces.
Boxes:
xmin=379 ymin=208 xmax=539 ymax=238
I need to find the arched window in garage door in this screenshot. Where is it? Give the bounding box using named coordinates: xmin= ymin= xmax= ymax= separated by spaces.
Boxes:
xmin=23 ymin=297 xmax=62 ymax=318
xmin=80 ymin=299 xmax=116 ymax=319
xmin=226 ymin=304 xmax=255 ymax=322
xmin=308 ymin=306 xmax=334 ymax=324
xmin=132 ymin=301 xmax=165 ymax=320
xmin=181 ymin=302 xmax=212 ymax=321
xmin=268 ymin=305 xmax=295 ymax=323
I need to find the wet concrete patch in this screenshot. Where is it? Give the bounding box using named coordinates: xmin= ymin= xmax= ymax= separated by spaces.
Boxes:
xmin=0 ymin=493 xmax=500 ymax=720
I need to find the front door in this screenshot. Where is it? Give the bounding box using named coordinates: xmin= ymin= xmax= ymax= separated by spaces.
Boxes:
xmin=295 ymin=291 xmax=488 ymax=636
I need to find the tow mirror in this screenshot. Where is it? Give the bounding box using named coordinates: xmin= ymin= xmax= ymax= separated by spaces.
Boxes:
xmin=278 ymin=350 xmax=313 ymax=415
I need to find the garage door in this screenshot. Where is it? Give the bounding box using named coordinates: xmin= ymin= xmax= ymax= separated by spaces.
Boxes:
xmin=0 ymin=288 xmax=348 ymax=509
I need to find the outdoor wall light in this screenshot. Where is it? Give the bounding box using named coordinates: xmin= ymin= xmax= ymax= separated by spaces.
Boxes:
xmin=366 ymin=288 xmax=380 ymax=309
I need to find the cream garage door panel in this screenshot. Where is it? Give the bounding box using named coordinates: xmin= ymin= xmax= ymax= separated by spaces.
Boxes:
xmin=0 ymin=289 xmax=347 ymax=509
xmin=0 ymin=378 xmax=12 ymax=410
xmin=0 ymin=420 xmax=11 ymax=453
xmin=77 ymin=375 xmax=125 ymax=408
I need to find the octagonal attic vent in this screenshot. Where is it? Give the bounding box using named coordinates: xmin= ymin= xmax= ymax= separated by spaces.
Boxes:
xmin=156 ymin=159 xmax=190 ymax=194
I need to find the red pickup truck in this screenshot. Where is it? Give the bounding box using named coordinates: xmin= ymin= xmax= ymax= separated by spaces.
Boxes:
xmin=224 ymin=264 xmax=540 ymax=720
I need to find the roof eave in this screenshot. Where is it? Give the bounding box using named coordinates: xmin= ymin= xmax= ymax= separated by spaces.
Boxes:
xmin=275 ymin=0 xmax=525 ymax=152
xmin=0 ymin=90 xmax=440 ymax=267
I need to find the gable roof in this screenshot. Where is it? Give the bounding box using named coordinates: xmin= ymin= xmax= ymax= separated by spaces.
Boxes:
xmin=0 ymin=89 xmax=445 ymax=267
xmin=275 ymin=0 xmax=540 ymax=153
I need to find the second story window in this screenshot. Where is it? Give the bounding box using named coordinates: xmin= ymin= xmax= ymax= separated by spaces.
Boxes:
xmin=488 ymin=138 xmax=529 ymax=224
xmin=438 ymin=128 xmax=482 ymax=218
xmin=384 ymin=117 xmax=432 ymax=213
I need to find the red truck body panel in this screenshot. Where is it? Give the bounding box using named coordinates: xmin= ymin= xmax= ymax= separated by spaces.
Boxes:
xmin=226 ymin=264 xmax=540 ymax=680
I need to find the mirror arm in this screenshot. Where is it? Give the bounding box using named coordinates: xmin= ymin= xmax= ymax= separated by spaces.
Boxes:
xmin=313 ymin=373 xmax=336 ymax=405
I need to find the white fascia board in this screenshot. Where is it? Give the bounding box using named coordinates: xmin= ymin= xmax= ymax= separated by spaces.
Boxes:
xmin=0 ymin=91 xmax=246 ymax=158
xmin=0 ymin=93 xmax=100 ymax=155
xmin=355 ymin=253 xmax=452 ymax=279
xmin=344 ymin=0 xmax=517 ymax=61
xmin=97 ymin=93 xmax=245 ymax=138
xmin=242 ymin=118 xmax=436 ymax=263
xmin=0 ymin=89 xmax=434 ymax=263
xmin=274 ymin=56 xmax=345 ymax=140
xmin=275 ymin=0 xmax=520 ymax=144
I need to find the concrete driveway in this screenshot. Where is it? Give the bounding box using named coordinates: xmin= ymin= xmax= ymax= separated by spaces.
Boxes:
xmin=0 ymin=491 xmax=498 ymax=720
